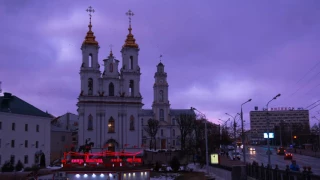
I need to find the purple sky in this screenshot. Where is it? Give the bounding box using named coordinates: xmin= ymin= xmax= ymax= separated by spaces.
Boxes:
xmin=1 ymin=0 xmax=320 ymax=129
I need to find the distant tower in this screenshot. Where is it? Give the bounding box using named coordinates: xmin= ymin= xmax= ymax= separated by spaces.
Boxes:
xmin=0 ymin=81 xmax=2 ymax=93
xmin=152 ymin=55 xmax=170 ymax=121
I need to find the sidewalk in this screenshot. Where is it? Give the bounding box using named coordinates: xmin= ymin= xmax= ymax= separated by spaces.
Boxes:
xmin=219 ymin=155 xmax=245 ymax=167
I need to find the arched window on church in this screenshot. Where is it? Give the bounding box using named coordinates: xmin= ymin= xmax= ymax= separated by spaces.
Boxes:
xmin=159 ymin=90 xmax=164 ymax=102
xmin=88 ymin=114 xmax=93 ymax=130
xmin=159 ymin=109 xmax=164 ymax=121
xmin=129 ymin=80 xmax=134 ymax=97
xmin=130 ymin=115 xmax=135 ymax=130
xmin=109 ymin=63 xmax=113 ymax=72
xmin=108 ymin=117 xmax=115 ymax=133
xmin=129 ymin=56 xmax=133 ymax=69
xmin=172 ymin=129 xmax=175 ymax=137
xmin=89 ymin=54 xmax=93 ymax=67
xmin=109 ymin=82 xmax=114 ymax=96
xmin=88 ymin=78 xmax=93 ymax=95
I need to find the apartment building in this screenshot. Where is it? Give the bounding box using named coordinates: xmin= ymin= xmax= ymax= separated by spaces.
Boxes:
xmin=0 ymin=92 xmax=53 ymax=167
xmin=250 ymin=106 xmax=310 ymax=143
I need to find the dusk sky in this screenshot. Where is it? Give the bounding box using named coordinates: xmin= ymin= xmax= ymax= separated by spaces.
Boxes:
xmin=1 ymin=0 xmax=320 ymax=128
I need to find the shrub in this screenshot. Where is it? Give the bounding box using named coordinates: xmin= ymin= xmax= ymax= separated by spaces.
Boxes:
xmin=1 ymin=161 xmax=14 ymax=172
xmin=170 ymin=156 xmax=180 ymax=172
xmin=15 ymin=160 xmax=24 ymax=171
xmin=154 ymin=161 xmax=162 ymax=172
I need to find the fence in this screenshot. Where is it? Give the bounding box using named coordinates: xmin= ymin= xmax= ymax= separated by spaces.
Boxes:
xmin=246 ymin=162 xmax=320 ymax=180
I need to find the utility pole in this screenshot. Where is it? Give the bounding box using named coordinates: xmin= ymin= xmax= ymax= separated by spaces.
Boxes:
xmin=191 ymin=107 xmax=209 ymax=174
xmin=280 ymin=121 xmax=283 ymax=147
xmin=241 ymin=98 xmax=252 ymax=164
xmin=266 ymin=93 xmax=281 ymax=167
xmin=226 ymin=113 xmax=240 ymax=155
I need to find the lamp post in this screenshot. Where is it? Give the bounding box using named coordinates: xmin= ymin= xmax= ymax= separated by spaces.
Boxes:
xmin=266 ymin=93 xmax=281 ymax=167
xmin=241 ymin=98 xmax=252 ymax=164
xmin=225 ymin=113 xmax=240 ymax=154
xmin=279 ymin=120 xmax=283 ymax=147
xmin=191 ymin=107 xmax=209 ymax=174
xmin=218 ymin=118 xmax=230 ymax=142
xmin=312 ymin=116 xmax=320 ymax=150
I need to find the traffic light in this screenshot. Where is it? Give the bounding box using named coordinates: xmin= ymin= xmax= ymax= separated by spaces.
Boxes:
xmin=293 ymin=136 xmax=297 ymax=139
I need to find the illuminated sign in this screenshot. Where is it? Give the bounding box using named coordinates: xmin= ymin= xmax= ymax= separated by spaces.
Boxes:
xmin=127 ymin=158 xmax=142 ymax=163
xmin=71 ymin=159 xmax=103 ymax=164
xmin=110 ymin=158 xmax=142 ymax=163
xmin=263 ymin=133 xmax=274 ymax=139
xmin=270 ymin=107 xmax=298 ymax=111
xmin=210 ymin=154 xmax=219 ymax=164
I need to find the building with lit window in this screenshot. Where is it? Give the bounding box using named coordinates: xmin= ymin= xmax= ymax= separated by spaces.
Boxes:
xmin=0 ymin=92 xmax=52 ymax=167
xmin=250 ymin=106 xmax=310 ymax=144
xmin=77 ymin=11 xmax=194 ymax=153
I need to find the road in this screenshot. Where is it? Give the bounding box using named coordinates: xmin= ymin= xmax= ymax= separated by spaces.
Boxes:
xmin=241 ymin=146 xmax=320 ymax=175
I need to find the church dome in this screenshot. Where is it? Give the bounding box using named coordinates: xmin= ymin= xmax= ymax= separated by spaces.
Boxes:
xmin=122 ymin=25 xmax=139 ymax=48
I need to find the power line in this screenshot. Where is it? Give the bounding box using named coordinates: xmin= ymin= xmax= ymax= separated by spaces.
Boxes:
xmin=283 ymin=60 xmax=320 ymax=100
xmin=289 ymin=69 xmax=320 ymax=98
xmin=305 ymin=82 xmax=320 ymax=95
xmin=305 ymin=100 xmax=320 ymax=109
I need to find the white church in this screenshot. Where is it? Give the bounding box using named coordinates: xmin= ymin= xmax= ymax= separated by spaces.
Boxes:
xmin=77 ymin=10 xmax=195 ymax=153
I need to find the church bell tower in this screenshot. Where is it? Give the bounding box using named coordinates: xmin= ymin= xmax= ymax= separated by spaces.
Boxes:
xmin=120 ymin=10 xmax=141 ymax=98
xmin=79 ymin=6 xmax=101 ymax=97
xmin=152 ymin=58 xmax=170 ymax=122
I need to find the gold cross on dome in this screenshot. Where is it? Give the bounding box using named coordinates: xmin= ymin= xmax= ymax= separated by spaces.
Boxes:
xmin=126 ymin=9 xmax=134 ymax=25
xmin=160 ymin=54 xmax=163 ymax=62
xmin=109 ymin=44 xmax=113 ymax=51
xmin=86 ymin=6 xmax=95 ymax=21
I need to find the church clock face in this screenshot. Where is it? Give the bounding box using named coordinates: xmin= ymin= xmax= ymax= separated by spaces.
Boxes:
xmin=159 ymin=79 xmax=163 ymax=83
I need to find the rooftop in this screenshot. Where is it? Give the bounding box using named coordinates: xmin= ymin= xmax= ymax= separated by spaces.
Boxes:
xmin=0 ymin=92 xmax=53 ymax=118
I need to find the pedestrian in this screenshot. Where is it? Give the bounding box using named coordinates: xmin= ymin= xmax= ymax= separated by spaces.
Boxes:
xmin=289 ymin=160 xmax=300 ymax=172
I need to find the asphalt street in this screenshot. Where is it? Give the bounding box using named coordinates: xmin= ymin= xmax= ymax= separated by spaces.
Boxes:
xmin=241 ymin=146 xmax=320 ymax=175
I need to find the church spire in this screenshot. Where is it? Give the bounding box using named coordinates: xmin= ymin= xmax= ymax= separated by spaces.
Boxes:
xmin=83 ymin=6 xmax=98 ymax=46
xmin=122 ymin=10 xmax=139 ymax=48
xmin=109 ymin=44 xmax=114 ymax=57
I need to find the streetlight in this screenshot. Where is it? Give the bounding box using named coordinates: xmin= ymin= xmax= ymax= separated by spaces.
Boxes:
xmin=241 ymin=98 xmax=252 ymax=164
xmin=218 ymin=118 xmax=230 ymax=144
xmin=266 ymin=93 xmax=281 ymax=167
xmin=312 ymin=116 xmax=320 ymax=150
xmin=191 ymin=107 xmax=208 ymax=174
xmin=225 ymin=113 xmax=240 ymax=153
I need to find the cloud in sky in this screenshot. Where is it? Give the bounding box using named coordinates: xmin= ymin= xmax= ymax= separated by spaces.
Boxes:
xmin=1 ymin=0 xmax=320 ymax=128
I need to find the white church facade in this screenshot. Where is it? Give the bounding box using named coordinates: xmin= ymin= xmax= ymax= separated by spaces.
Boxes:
xmin=77 ymin=10 xmax=195 ymax=153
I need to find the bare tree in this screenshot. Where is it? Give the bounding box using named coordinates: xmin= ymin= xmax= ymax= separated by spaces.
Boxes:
xmin=144 ymin=118 xmax=160 ymax=150
xmin=176 ymin=113 xmax=196 ymax=151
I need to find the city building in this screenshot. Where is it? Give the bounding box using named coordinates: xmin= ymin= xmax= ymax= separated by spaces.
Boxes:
xmin=50 ymin=112 xmax=78 ymax=163
xmin=250 ymin=106 xmax=310 ymax=144
xmin=77 ymin=11 xmax=194 ymax=153
xmin=0 ymin=92 xmax=52 ymax=167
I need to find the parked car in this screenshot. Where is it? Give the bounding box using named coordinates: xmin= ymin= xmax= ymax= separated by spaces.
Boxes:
xmin=232 ymin=152 xmax=241 ymax=160
xmin=284 ymin=152 xmax=293 ymax=160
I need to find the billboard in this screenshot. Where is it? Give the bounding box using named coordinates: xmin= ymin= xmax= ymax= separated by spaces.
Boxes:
xmin=263 ymin=133 xmax=274 ymax=139
xmin=210 ymin=154 xmax=219 ymax=164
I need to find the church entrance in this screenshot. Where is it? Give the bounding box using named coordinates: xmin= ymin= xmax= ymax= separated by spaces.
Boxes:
xmin=104 ymin=138 xmax=119 ymax=152
xmin=161 ymin=139 xmax=166 ymax=149
xmin=108 ymin=145 xmax=115 ymax=152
